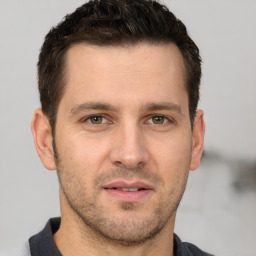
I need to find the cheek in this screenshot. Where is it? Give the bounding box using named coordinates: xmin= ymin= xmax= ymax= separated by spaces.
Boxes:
xmin=57 ymin=134 xmax=111 ymax=173
xmin=149 ymin=132 xmax=192 ymax=176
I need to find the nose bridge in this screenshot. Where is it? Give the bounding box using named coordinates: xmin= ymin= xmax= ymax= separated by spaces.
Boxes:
xmin=110 ymin=120 xmax=149 ymax=168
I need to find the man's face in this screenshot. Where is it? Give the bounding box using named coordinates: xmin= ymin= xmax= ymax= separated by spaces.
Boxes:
xmin=52 ymin=43 xmax=202 ymax=244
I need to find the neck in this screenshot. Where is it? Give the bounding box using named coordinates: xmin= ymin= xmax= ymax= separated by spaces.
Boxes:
xmin=54 ymin=216 xmax=175 ymax=256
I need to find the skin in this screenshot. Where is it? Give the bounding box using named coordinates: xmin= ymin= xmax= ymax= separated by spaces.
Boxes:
xmin=31 ymin=43 xmax=205 ymax=256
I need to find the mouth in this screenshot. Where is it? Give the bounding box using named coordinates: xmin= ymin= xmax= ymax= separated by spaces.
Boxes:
xmin=114 ymin=187 xmax=146 ymax=192
xmin=103 ymin=181 xmax=154 ymax=202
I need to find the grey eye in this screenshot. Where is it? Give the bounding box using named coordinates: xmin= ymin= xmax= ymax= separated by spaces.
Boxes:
xmin=89 ymin=116 xmax=104 ymax=124
xmin=152 ymin=116 xmax=165 ymax=124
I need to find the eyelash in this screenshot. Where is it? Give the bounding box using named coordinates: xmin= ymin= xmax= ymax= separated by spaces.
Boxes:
xmin=81 ymin=114 xmax=172 ymax=125
xmin=146 ymin=115 xmax=170 ymax=124
xmin=82 ymin=115 xmax=109 ymax=124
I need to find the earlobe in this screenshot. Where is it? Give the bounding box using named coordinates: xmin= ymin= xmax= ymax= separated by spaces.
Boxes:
xmin=190 ymin=110 xmax=205 ymax=170
xmin=31 ymin=109 xmax=56 ymax=170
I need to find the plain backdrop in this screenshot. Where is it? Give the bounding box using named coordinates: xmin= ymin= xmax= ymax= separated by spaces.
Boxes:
xmin=0 ymin=0 xmax=255 ymax=255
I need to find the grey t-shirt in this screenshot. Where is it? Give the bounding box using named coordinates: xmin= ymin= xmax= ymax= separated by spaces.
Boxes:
xmin=27 ymin=218 xmax=213 ymax=256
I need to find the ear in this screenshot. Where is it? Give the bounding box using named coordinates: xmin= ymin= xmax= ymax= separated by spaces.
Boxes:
xmin=190 ymin=110 xmax=205 ymax=170
xmin=31 ymin=109 xmax=56 ymax=170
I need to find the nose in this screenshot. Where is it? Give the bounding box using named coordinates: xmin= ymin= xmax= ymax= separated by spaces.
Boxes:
xmin=109 ymin=123 xmax=149 ymax=169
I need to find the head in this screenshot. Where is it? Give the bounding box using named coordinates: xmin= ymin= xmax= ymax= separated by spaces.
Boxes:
xmin=32 ymin=0 xmax=204 ymax=248
xmin=38 ymin=0 xmax=201 ymax=132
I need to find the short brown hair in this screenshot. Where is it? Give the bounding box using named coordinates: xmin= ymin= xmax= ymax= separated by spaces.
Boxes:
xmin=38 ymin=0 xmax=201 ymax=130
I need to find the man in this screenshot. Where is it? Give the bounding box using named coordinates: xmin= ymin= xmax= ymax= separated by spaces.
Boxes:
xmin=29 ymin=0 xmax=211 ymax=255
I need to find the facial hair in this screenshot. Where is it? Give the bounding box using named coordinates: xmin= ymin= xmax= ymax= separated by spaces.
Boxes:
xmin=56 ymin=158 xmax=189 ymax=246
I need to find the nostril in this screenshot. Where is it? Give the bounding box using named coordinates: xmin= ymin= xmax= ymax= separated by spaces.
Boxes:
xmin=114 ymin=160 xmax=124 ymax=167
xmin=110 ymin=144 xmax=149 ymax=169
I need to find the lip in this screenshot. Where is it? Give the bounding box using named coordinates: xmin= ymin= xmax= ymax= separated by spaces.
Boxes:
xmin=103 ymin=180 xmax=154 ymax=202
xmin=103 ymin=180 xmax=154 ymax=190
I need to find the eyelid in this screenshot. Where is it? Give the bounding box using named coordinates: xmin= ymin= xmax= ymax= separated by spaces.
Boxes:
xmin=79 ymin=114 xmax=174 ymax=125
xmin=81 ymin=114 xmax=109 ymax=124
xmin=145 ymin=115 xmax=172 ymax=124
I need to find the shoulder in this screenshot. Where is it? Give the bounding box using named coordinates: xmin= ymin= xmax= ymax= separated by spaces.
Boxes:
xmin=182 ymin=242 xmax=214 ymax=256
xmin=174 ymin=234 xmax=214 ymax=256
xmin=28 ymin=217 xmax=61 ymax=256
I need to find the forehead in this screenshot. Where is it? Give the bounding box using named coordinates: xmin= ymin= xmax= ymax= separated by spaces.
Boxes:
xmin=60 ymin=43 xmax=188 ymax=112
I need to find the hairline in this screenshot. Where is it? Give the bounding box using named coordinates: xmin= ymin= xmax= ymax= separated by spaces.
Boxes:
xmin=51 ymin=40 xmax=193 ymax=134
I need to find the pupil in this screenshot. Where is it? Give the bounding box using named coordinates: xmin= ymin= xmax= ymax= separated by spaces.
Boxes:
xmin=91 ymin=116 xmax=102 ymax=124
xmin=153 ymin=116 xmax=164 ymax=124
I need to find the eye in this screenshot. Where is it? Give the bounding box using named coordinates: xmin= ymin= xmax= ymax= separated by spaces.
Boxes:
xmin=87 ymin=116 xmax=107 ymax=124
xmin=149 ymin=116 xmax=168 ymax=124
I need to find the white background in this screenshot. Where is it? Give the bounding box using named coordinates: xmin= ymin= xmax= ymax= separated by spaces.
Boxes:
xmin=0 ymin=0 xmax=255 ymax=255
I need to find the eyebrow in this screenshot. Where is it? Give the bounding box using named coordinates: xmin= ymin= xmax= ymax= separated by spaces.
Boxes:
xmin=69 ymin=102 xmax=119 ymax=116
xmin=141 ymin=102 xmax=183 ymax=115
xmin=69 ymin=101 xmax=183 ymax=116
